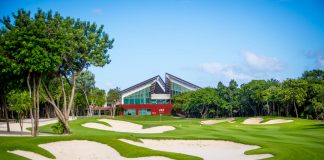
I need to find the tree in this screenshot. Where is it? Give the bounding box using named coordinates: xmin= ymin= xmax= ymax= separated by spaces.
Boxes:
xmin=302 ymin=69 xmax=324 ymax=82
xmin=263 ymin=85 xmax=281 ymax=116
xmin=89 ymin=88 xmax=106 ymax=107
xmin=107 ymin=87 xmax=121 ymax=117
xmin=240 ymin=80 xmax=270 ymax=116
xmin=1 ymin=9 xmax=114 ymax=134
xmin=76 ymin=70 xmax=95 ymax=115
xmin=308 ymin=83 xmax=324 ymax=119
xmin=282 ymin=79 xmax=307 ymax=118
xmin=7 ymin=90 xmax=31 ymax=135
xmin=1 ymin=9 xmax=63 ymax=136
xmin=172 ymin=88 xmax=219 ymax=118
xmin=39 ymin=11 xmax=113 ymax=133
xmin=227 ymin=80 xmax=240 ymax=116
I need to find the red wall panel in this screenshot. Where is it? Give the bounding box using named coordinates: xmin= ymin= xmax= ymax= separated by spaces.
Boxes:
xmin=119 ymin=104 xmax=173 ymax=115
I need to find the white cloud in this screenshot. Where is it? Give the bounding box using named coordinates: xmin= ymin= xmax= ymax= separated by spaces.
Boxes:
xmin=199 ymin=51 xmax=285 ymax=83
xmin=242 ymin=51 xmax=283 ymax=72
xmin=92 ymin=8 xmax=103 ymax=15
xmin=199 ymin=63 xmax=253 ymax=80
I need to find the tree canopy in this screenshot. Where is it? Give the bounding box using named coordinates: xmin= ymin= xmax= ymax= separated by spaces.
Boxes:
xmin=173 ymin=69 xmax=324 ymax=119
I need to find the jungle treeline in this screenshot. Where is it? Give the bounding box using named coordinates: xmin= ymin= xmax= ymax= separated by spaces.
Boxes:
xmin=172 ymin=69 xmax=324 ymax=120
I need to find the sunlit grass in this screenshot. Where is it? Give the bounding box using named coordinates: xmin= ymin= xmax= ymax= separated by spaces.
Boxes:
xmin=1 ymin=116 xmax=324 ymax=160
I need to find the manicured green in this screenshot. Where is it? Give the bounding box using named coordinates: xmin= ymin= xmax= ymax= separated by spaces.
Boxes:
xmin=1 ymin=116 xmax=324 ymax=160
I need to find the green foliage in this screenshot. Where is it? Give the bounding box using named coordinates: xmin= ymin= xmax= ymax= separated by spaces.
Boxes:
xmin=173 ymin=88 xmax=220 ymax=118
xmin=7 ymin=90 xmax=31 ymax=113
xmin=89 ymin=87 xmax=106 ymax=106
xmin=173 ymin=70 xmax=324 ymax=119
xmin=107 ymin=87 xmax=121 ymax=104
xmin=0 ymin=9 xmax=62 ymax=75
xmin=51 ymin=121 xmax=65 ymax=134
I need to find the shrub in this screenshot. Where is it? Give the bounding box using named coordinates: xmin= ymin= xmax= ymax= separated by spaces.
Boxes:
xmin=51 ymin=121 xmax=65 ymax=134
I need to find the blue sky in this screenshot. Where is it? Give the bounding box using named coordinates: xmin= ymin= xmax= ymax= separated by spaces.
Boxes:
xmin=1 ymin=0 xmax=324 ymax=91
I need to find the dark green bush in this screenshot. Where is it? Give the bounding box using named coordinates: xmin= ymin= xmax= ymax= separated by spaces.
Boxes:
xmin=51 ymin=121 xmax=65 ymax=134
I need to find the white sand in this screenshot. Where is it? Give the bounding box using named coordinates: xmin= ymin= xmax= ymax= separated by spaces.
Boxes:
xmin=242 ymin=118 xmax=264 ymax=124
xmin=242 ymin=118 xmax=293 ymax=125
xmin=201 ymin=118 xmax=235 ymax=125
xmin=82 ymin=119 xmax=175 ymax=134
xmin=262 ymin=119 xmax=293 ymax=124
xmin=8 ymin=140 xmax=171 ymax=160
xmin=120 ymin=139 xmax=273 ymax=160
xmin=0 ymin=117 xmax=76 ymax=136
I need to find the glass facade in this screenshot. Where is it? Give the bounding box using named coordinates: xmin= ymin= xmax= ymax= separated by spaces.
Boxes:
xmin=139 ymin=109 xmax=151 ymax=115
xmin=171 ymin=82 xmax=190 ymax=97
xmin=123 ymin=87 xmax=151 ymax=104
xmin=124 ymin=109 xmax=136 ymax=115
xmin=123 ymin=81 xmax=193 ymax=104
xmin=150 ymin=99 xmax=170 ymax=104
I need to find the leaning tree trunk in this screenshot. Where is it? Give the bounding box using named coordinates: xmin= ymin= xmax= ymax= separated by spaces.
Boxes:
xmin=41 ymin=72 xmax=79 ymax=134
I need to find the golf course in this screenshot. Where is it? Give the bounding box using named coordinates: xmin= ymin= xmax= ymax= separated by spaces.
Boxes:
xmin=1 ymin=1 xmax=324 ymax=160
xmin=1 ymin=116 xmax=324 ymax=160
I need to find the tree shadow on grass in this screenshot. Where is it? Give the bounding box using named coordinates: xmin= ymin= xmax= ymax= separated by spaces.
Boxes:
xmin=304 ymin=124 xmax=324 ymax=129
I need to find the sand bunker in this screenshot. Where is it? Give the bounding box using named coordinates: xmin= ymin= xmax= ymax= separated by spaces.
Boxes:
xmin=242 ymin=118 xmax=264 ymax=124
xmin=242 ymin=118 xmax=293 ymax=125
xmin=262 ymin=119 xmax=293 ymax=124
xmin=8 ymin=140 xmax=171 ymax=160
xmin=120 ymin=139 xmax=272 ymax=160
xmin=0 ymin=117 xmax=76 ymax=136
xmin=201 ymin=118 xmax=235 ymax=125
xmin=82 ymin=119 xmax=175 ymax=134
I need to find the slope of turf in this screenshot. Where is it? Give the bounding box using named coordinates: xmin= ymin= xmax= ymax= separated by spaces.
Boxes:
xmin=0 ymin=116 xmax=324 ymax=160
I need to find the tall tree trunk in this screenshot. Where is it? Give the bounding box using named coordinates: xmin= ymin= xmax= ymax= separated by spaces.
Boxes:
xmin=4 ymin=106 xmax=10 ymax=132
xmin=82 ymin=89 xmax=91 ymax=116
xmin=112 ymin=104 xmax=116 ymax=118
xmin=27 ymin=73 xmax=34 ymax=136
xmin=67 ymin=72 xmax=78 ymax=120
xmin=216 ymin=106 xmax=219 ymax=118
xmin=272 ymin=102 xmax=275 ymax=116
xmin=293 ymin=100 xmax=299 ymax=118
xmin=60 ymin=75 xmax=67 ymax=120
xmin=35 ymin=75 xmax=41 ymax=136
xmin=19 ymin=113 xmax=24 ymax=136
xmin=32 ymin=74 xmax=37 ymax=136
xmin=45 ymin=104 xmax=50 ymax=118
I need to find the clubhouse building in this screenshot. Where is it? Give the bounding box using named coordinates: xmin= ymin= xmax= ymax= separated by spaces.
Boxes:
xmin=119 ymin=73 xmax=201 ymax=116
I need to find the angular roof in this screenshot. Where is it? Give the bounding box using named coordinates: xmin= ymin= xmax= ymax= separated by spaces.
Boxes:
xmin=121 ymin=73 xmax=200 ymax=94
xmin=121 ymin=75 xmax=165 ymax=94
xmin=165 ymin=73 xmax=201 ymax=90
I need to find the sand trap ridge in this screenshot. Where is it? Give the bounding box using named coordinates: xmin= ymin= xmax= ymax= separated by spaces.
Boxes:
xmin=120 ymin=139 xmax=273 ymax=160
xmin=201 ymin=118 xmax=235 ymax=125
xmin=82 ymin=119 xmax=175 ymax=133
xmin=8 ymin=140 xmax=171 ymax=160
xmin=243 ymin=118 xmax=293 ymax=125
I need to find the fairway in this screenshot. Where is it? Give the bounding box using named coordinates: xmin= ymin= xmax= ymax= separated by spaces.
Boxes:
xmin=1 ymin=116 xmax=324 ymax=160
